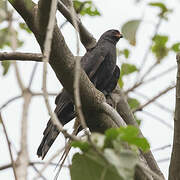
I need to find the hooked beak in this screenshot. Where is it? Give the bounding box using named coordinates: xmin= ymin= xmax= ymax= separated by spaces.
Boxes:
xmin=115 ymin=33 xmax=123 ymax=38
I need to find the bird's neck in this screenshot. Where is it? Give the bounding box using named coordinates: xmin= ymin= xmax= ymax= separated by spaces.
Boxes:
xmin=98 ymin=38 xmax=117 ymax=46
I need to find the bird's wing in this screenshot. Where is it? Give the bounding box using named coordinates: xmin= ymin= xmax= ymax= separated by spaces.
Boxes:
xmin=81 ymin=46 xmax=107 ymax=79
xmin=103 ymin=65 xmax=120 ymax=95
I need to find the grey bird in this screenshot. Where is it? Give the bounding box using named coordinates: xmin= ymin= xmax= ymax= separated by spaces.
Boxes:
xmin=37 ymin=29 xmax=123 ymax=159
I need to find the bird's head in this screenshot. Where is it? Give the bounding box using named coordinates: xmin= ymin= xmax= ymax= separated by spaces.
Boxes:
xmin=99 ymin=29 xmax=123 ymax=45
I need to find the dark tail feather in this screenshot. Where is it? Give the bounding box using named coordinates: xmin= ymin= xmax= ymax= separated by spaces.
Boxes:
xmin=37 ymin=89 xmax=76 ymax=159
xmin=37 ymin=120 xmax=59 ymax=159
xmin=37 ymin=110 xmax=76 ymax=159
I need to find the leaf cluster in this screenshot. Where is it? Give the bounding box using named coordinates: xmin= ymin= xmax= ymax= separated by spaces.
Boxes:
xmin=70 ymin=126 xmax=150 ymax=180
xmin=73 ymin=0 xmax=101 ymax=16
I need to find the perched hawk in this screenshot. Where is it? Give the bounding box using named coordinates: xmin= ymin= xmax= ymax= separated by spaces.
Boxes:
xmin=37 ymin=29 xmax=123 ymax=159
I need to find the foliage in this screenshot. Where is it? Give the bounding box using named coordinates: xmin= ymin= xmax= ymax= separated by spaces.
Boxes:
xmin=105 ymin=126 xmax=150 ymax=152
xmin=117 ymin=48 xmax=130 ymax=59
xmin=171 ymin=43 xmax=180 ymax=53
xmin=0 ymin=0 xmax=8 ymax=23
xmin=127 ymin=97 xmax=140 ymax=110
xmin=19 ymin=23 xmax=32 ymax=34
xmin=118 ymin=63 xmax=138 ymax=88
xmin=73 ymin=0 xmax=101 ymax=16
xmin=121 ymin=20 xmax=141 ymax=46
xmin=70 ymin=126 xmax=150 ymax=180
xmin=148 ymin=2 xmax=172 ymax=19
xmin=151 ymin=34 xmax=169 ymax=62
xmin=1 ymin=61 xmax=10 ymax=76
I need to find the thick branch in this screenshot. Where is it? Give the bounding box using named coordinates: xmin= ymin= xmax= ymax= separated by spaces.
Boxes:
xmin=57 ymin=0 xmax=96 ymax=50
xmin=169 ymin=53 xmax=180 ymax=180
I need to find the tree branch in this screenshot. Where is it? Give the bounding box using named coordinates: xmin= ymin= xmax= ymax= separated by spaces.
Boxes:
xmin=111 ymin=86 xmax=165 ymax=179
xmin=169 ymin=53 xmax=180 ymax=179
xmin=133 ymin=85 xmax=175 ymax=113
xmin=16 ymin=91 xmax=31 ymax=180
xmin=141 ymin=110 xmax=173 ymax=129
xmin=0 ymin=114 xmax=18 ymax=180
xmin=57 ymin=0 xmax=96 ymax=50
xmin=0 ymin=52 xmax=42 ymax=62
xmin=132 ymin=91 xmax=173 ymax=114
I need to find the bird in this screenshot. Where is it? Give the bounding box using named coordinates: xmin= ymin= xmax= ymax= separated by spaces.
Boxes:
xmin=37 ymin=29 xmax=123 ymax=159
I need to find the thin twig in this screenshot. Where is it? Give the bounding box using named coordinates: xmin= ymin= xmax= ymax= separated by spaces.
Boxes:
xmin=31 ymin=164 xmax=47 ymax=180
xmin=28 ymin=63 xmax=38 ymax=88
xmin=33 ymin=148 xmax=64 ymax=180
xmin=144 ymin=65 xmax=176 ymax=84
xmin=157 ymin=158 xmax=170 ymax=163
xmin=0 ymin=114 xmax=18 ymax=180
xmin=141 ymin=110 xmax=173 ymax=129
xmin=125 ymin=64 xmax=176 ymax=94
xmin=54 ymin=120 xmax=80 ymax=179
xmin=136 ymin=17 xmax=162 ymax=82
xmin=152 ymin=144 xmax=171 ymax=152
xmin=133 ymin=85 xmax=176 ymax=113
xmin=140 ymin=61 xmax=158 ymax=82
xmin=0 ymin=92 xmax=57 ymax=112
xmin=0 ymin=161 xmax=66 ymax=171
xmin=0 ymin=95 xmax=22 ymax=111
xmin=132 ymin=91 xmax=173 ymax=113
xmin=126 ymin=62 xmax=158 ymax=94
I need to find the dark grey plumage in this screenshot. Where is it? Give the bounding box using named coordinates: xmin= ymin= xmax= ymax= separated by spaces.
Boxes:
xmin=37 ymin=29 xmax=123 ymax=159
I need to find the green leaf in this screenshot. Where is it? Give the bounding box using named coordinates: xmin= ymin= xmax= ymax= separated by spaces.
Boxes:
xmin=121 ymin=63 xmax=138 ymax=76
xmin=105 ymin=128 xmax=119 ymax=147
xmin=70 ymin=152 xmax=121 ymax=180
xmin=1 ymin=61 xmax=10 ymax=76
xmin=118 ymin=126 xmax=150 ymax=152
xmin=148 ymin=2 xmax=172 ymax=19
xmin=19 ymin=23 xmax=32 ymax=34
xmin=127 ymin=97 xmax=140 ymax=109
xmin=0 ymin=0 xmax=8 ymax=23
xmin=119 ymin=126 xmax=139 ymax=138
xmin=0 ymin=27 xmax=24 ymax=49
xmin=118 ymin=63 xmax=138 ymax=88
xmin=71 ymin=141 xmax=90 ymax=152
xmin=117 ymin=48 xmax=130 ymax=59
xmin=151 ymin=34 xmax=169 ymax=62
xmin=118 ymin=77 xmax=124 ymax=88
xmin=73 ymin=0 xmax=101 ymax=16
xmin=149 ymin=2 xmax=168 ymax=13
xmin=121 ymin=19 xmax=141 ymax=46
xmin=171 ymin=43 xmax=180 ymax=52
xmin=104 ymin=148 xmax=137 ymax=180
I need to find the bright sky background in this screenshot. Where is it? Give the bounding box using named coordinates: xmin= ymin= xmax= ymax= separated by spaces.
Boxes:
xmin=1 ymin=0 xmax=180 ymax=179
